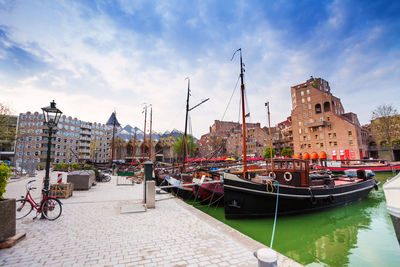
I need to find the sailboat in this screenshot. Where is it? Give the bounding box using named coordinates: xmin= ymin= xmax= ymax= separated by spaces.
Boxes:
xmin=154 ymin=78 xmax=209 ymax=199
xmin=223 ymin=49 xmax=380 ymax=219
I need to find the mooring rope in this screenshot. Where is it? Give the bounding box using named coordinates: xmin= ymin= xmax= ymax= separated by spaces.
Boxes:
xmin=270 ymin=181 xmax=279 ymax=249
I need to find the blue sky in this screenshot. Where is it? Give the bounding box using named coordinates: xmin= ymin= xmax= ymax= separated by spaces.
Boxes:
xmin=1 ymin=0 xmax=399 ymax=137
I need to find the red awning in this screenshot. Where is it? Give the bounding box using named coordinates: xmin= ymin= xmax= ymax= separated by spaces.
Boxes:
xmin=311 ymin=152 xmax=318 ymax=160
xmin=302 ymin=152 xmax=310 ymax=160
xmin=294 ymin=153 xmax=301 ymax=159
xmin=319 ymin=151 xmax=327 ymax=159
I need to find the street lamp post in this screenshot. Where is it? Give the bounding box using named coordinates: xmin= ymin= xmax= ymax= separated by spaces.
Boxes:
xmin=41 ymin=100 xmax=62 ymax=195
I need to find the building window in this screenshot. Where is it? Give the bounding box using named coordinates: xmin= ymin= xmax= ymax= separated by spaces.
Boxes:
xmin=301 ymin=91 xmax=304 ymax=96
xmin=329 ymin=141 xmax=332 ymax=146
xmin=315 ymin=104 xmax=321 ymax=114
xmin=21 ymin=115 xmax=27 ymax=120
xmin=309 ymin=112 xmax=312 ymax=117
xmin=334 ymin=141 xmax=337 ymax=146
xmin=305 ymin=128 xmax=308 ymax=133
xmin=302 ymin=98 xmax=305 ymax=103
xmin=307 ymin=97 xmax=311 ymax=102
xmin=349 ymin=140 xmax=353 ymax=145
xmin=302 ymin=105 xmax=306 ymax=110
xmin=303 ymin=113 xmax=306 ymax=118
xmin=320 ymin=143 xmax=324 ymax=147
xmin=333 ymin=133 xmax=336 ymax=137
xmin=323 ymin=101 xmax=331 ymax=112
xmin=327 ymin=116 xmax=330 ymax=121
xmin=315 ymin=134 xmax=318 ymax=139
xmin=327 ymin=125 xmax=332 ymax=130
xmin=318 ymin=126 xmax=322 ymax=132
xmin=307 ymin=135 xmax=311 ymax=141
xmin=348 ymin=130 xmax=352 ymax=136
xmin=308 ymin=144 xmax=311 ymax=148
xmin=307 ymin=89 xmax=310 ymax=94
xmin=308 ymin=104 xmax=311 ymax=109
xmin=316 ymin=143 xmax=320 ymax=148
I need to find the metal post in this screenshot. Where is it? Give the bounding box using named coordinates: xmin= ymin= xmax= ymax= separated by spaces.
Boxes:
xmin=143 ymin=161 xmax=153 ymax=203
xmin=44 ymin=127 xmax=53 ymax=193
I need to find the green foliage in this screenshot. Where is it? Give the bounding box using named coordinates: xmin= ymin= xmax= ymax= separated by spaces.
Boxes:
xmin=281 ymin=147 xmax=292 ymax=157
xmin=173 ymin=135 xmax=197 ymax=157
xmin=371 ymin=104 xmax=400 ymax=161
xmin=53 ymin=163 xmax=60 ymax=171
xmin=0 ymin=162 xmax=11 ymax=200
xmin=37 ymin=163 xmax=43 ymax=170
xmin=71 ymin=163 xmax=79 ymax=170
xmin=264 ymin=146 xmax=276 ymax=159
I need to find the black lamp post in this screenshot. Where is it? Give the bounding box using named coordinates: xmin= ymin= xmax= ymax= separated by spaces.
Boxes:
xmin=41 ymin=100 xmax=62 ymax=194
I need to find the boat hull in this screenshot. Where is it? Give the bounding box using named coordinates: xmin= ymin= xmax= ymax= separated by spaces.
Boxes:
xmin=223 ymin=174 xmax=378 ymax=219
xmin=193 ymin=183 xmax=224 ymax=205
xmin=314 ymin=165 xmax=400 ymax=173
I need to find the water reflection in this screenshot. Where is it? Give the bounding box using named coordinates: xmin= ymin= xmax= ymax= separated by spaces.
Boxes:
xmin=190 ymin=173 xmax=399 ymax=266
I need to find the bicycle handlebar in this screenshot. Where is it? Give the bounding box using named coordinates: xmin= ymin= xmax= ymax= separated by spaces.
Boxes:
xmin=28 ymin=180 xmax=36 ymax=184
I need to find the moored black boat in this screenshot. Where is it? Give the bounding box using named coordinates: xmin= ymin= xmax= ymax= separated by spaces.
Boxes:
xmin=223 ymin=158 xmax=379 ymax=219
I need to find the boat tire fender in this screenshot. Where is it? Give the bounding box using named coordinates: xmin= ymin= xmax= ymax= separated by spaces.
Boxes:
xmin=373 ymin=184 xmax=378 ymax=191
xmin=283 ymin=172 xmax=292 ymax=182
xmin=310 ymin=196 xmax=317 ymax=205
xmin=269 ymin=172 xmax=276 ymax=179
xmin=328 ymin=194 xmax=334 ymax=203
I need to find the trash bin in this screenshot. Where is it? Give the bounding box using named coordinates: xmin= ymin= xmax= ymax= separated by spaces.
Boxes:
xmin=253 ymin=248 xmax=277 ymax=267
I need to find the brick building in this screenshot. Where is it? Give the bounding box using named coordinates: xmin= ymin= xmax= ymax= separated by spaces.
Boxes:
xmin=197 ymin=120 xmax=268 ymax=158
xmin=291 ymin=77 xmax=368 ymax=161
xmin=15 ymin=111 xmax=112 ymax=168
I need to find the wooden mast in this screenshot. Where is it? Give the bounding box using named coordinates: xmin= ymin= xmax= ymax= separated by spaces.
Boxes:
xmin=131 ymin=129 xmax=136 ymax=165
xmin=235 ymin=48 xmax=248 ymax=179
xmin=231 ymin=48 xmax=247 ymax=179
xmin=183 ymin=77 xmax=190 ymax=171
xmin=266 ymin=102 xmax=274 ymax=173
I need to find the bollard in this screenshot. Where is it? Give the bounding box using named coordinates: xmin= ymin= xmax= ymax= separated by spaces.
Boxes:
xmin=143 ymin=161 xmax=154 ymax=203
xmin=253 ymin=248 xmax=277 ymax=267
xmin=145 ymin=180 xmax=155 ymax=208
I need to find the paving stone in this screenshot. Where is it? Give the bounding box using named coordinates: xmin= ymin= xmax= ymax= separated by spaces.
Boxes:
xmin=1 ymin=170 xmax=301 ymax=267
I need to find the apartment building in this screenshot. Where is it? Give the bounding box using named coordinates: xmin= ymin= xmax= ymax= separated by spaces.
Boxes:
xmin=15 ymin=111 xmax=112 ymax=167
xmin=291 ymin=77 xmax=367 ymax=161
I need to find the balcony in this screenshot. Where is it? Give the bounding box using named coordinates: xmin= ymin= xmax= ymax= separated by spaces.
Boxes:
xmin=307 ymin=120 xmax=330 ymax=128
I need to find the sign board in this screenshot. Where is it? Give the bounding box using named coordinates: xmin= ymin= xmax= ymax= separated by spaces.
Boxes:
xmin=327 ymin=161 xmax=341 ymax=167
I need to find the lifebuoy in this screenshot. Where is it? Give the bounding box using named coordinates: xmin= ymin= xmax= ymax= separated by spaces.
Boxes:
xmin=269 ymin=172 xmax=276 ymax=179
xmin=283 ymin=171 xmax=292 ymax=182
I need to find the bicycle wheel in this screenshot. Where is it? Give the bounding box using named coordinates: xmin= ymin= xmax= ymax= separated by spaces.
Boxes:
xmin=16 ymin=199 xmax=33 ymax=220
xmin=41 ymin=197 xmax=62 ymax=220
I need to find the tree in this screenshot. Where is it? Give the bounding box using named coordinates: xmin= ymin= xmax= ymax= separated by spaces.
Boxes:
xmin=173 ymin=135 xmax=197 ymax=158
xmin=281 ymin=147 xmax=292 ymax=157
xmin=264 ymin=146 xmax=276 ymax=159
xmin=370 ymin=104 xmax=400 ymax=161
xmin=0 ymin=103 xmax=16 ymax=152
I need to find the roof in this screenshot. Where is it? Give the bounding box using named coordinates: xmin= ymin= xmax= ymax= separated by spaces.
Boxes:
xmin=106 ymin=112 xmax=121 ymax=127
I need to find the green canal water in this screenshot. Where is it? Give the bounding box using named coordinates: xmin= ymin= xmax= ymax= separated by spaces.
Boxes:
xmin=186 ymin=172 xmax=400 ymax=266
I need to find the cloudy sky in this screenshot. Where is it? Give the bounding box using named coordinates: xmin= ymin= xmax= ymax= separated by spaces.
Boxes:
xmin=1 ymin=0 xmax=399 ymax=138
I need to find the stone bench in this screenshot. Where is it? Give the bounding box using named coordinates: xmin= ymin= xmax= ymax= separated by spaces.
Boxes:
xmin=67 ymin=170 xmax=95 ymax=190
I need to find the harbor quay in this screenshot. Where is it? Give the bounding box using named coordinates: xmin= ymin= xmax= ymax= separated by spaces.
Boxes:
xmin=1 ymin=171 xmax=301 ymax=267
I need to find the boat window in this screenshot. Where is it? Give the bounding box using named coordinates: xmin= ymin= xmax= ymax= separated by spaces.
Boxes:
xmin=295 ymin=161 xmax=301 ymax=170
xmin=287 ymin=161 xmax=293 ymax=170
xmin=280 ymin=161 xmax=286 ymax=169
xmin=274 ymin=162 xmax=279 ymax=169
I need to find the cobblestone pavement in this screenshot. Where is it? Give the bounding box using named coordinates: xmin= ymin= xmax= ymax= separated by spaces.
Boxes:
xmin=1 ymin=171 xmax=301 ymax=267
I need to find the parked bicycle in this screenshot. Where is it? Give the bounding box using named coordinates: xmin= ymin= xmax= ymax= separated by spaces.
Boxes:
xmin=16 ymin=180 xmax=62 ymax=220
xmin=96 ymin=172 xmax=111 ymax=182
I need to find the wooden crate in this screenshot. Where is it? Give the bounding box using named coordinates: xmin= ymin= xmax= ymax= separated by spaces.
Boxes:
xmin=49 ymin=183 xmax=74 ymax=199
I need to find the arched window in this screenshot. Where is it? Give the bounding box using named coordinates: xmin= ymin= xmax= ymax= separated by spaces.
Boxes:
xmin=315 ymin=104 xmax=321 ymax=114
xmin=323 ymin=101 xmax=331 ymax=112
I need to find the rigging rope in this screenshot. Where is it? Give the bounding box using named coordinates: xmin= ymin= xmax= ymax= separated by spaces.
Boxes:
xmin=270 ymin=181 xmax=279 ymax=249
xmin=221 ymin=75 xmax=241 ymax=121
